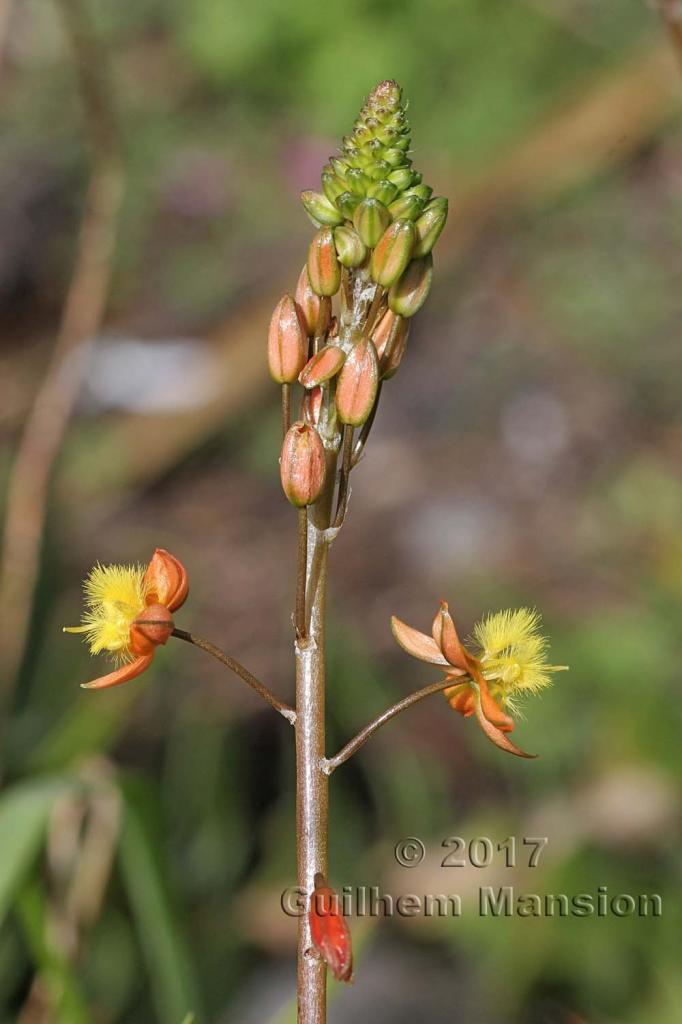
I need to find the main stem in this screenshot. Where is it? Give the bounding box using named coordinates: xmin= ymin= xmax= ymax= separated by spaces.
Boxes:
xmin=295 ymin=266 xmax=371 ymax=1021
xmin=295 ymin=460 xmax=336 ymax=1023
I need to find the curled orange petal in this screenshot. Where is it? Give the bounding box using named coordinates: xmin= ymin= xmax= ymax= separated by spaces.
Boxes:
xmin=472 ymin=683 xmax=536 ymax=759
xmin=80 ymin=654 xmax=154 ymax=690
xmin=444 ymin=682 xmax=476 ymax=717
xmin=391 ymin=616 xmax=450 ymax=665
xmin=477 ymin=676 xmax=514 ymax=732
xmin=143 ymin=549 xmax=188 ymax=612
xmin=432 ymin=601 xmax=475 ymax=673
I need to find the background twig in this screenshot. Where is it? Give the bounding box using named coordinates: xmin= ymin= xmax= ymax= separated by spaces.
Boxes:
xmin=0 ymin=0 xmax=123 ymax=699
xmin=656 ymin=0 xmax=682 ymax=65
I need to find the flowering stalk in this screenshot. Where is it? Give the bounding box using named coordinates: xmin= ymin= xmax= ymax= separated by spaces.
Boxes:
xmin=64 ymin=81 xmax=566 ymax=1024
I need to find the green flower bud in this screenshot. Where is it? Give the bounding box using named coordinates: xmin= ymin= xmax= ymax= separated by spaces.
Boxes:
xmin=387 ymin=167 xmax=415 ymax=191
xmin=404 ymin=184 xmax=433 ymax=203
xmin=413 ymin=200 xmax=448 ymax=257
xmin=315 ymin=82 xmax=445 ymax=294
xmin=370 ymin=220 xmax=416 ymax=287
xmin=367 ymin=180 xmax=399 ymax=205
xmin=301 ymin=190 xmax=344 ymax=227
xmin=308 ymin=227 xmax=341 ymax=297
xmin=374 ymin=126 xmax=398 ymax=146
xmin=387 ymin=193 xmax=424 ymax=222
xmin=369 ymin=80 xmax=402 ymax=110
xmin=353 ymin=198 xmax=391 ymax=248
xmin=336 ymin=191 xmax=361 ymax=219
xmin=360 ymin=138 xmax=382 ymax=157
xmin=388 ymin=254 xmax=433 ymax=317
xmin=322 ymin=173 xmax=347 ymax=204
xmin=329 ymin=81 xmax=415 ymax=202
xmin=366 ymin=159 xmax=391 ymax=181
xmin=334 ymin=224 xmax=367 ymax=268
xmin=425 ymin=196 xmax=447 ymax=213
xmin=383 ymin=148 xmax=408 ymax=168
xmin=345 ymin=167 xmax=370 ymax=196
xmin=330 ymin=157 xmax=350 ymax=178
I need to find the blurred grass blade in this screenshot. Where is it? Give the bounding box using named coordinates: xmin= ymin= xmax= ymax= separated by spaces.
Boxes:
xmin=0 ymin=777 xmax=71 ymax=928
xmin=28 ymin=686 xmax=141 ymax=772
xmin=118 ymin=778 xmax=203 ymax=1023
xmin=15 ymin=881 xmax=93 ymax=1024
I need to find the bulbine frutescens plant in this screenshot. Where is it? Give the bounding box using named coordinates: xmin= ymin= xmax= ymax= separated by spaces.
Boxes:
xmin=66 ymin=82 xmax=566 ymax=1024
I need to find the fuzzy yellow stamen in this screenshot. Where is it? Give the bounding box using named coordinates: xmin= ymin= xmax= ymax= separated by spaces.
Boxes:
xmin=64 ymin=563 xmax=148 ymax=663
xmin=472 ymin=608 xmax=567 ymax=704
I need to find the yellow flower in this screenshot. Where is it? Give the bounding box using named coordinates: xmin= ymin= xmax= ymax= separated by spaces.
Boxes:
xmin=64 ymin=549 xmax=189 ymax=690
xmin=472 ymin=608 xmax=568 ymax=707
xmin=64 ymin=563 xmax=149 ymax=662
xmin=391 ymin=601 xmax=568 ymax=758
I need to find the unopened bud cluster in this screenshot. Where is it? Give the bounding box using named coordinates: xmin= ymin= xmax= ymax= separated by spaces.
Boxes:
xmin=270 ymin=82 xmax=447 ymax=508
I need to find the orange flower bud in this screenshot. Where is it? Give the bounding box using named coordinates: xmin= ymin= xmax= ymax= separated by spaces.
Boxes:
xmin=129 ymin=603 xmax=174 ymax=656
xmin=268 ymin=295 xmax=308 ymax=384
xmin=295 ymin=265 xmax=322 ymax=337
xmin=280 ymin=421 xmax=326 ymax=507
xmin=335 ymin=338 xmax=379 ymax=426
xmin=299 ymin=345 xmax=346 ymax=389
xmin=388 ymin=254 xmax=433 ymax=317
xmin=370 ymin=220 xmax=416 ymax=287
xmin=372 ymin=309 xmax=406 ymax=361
xmin=307 ymin=227 xmax=341 ymax=297
xmin=381 ymin=329 xmax=408 ymax=379
xmin=301 ymin=385 xmax=323 ymax=427
xmin=309 ymin=874 xmax=353 ymax=984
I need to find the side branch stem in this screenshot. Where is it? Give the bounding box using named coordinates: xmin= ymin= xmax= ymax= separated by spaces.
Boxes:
xmin=282 ymin=383 xmax=292 ymax=435
xmin=333 ymin=425 xmax=354 ymax=528
xmin=324 ymin=678 xmax=456 ymax=773
xmin=171 ymin=628 xmax=295 ymax=724
xmin=351 ymin=382 xmax=382 ymax=467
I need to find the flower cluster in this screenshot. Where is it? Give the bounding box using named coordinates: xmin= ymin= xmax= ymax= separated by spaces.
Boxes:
xmin=269 ymin=81 xmax=448 ymax=509
xmin=392 ymin=603 xmax=567 ymax=758
xmin=64 ymin=548 xmax=188 ymax=689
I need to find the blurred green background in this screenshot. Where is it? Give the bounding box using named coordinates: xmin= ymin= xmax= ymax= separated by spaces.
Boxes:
xmin=1 ymin=1 xmax=681 ymax=1022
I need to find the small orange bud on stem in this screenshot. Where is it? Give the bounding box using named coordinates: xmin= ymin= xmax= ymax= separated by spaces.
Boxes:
xmin=309 ymin=875 xmax=353 ymax=983
xmin=280 ymin=422 xmax=326 ymax=508
xmin=335 ymin=339 xmax=379 ymax=427
xmin=307 ymin=227 xmax=341 ymax=297
xmin=268 ymin=295 xmax=307 ymax=384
